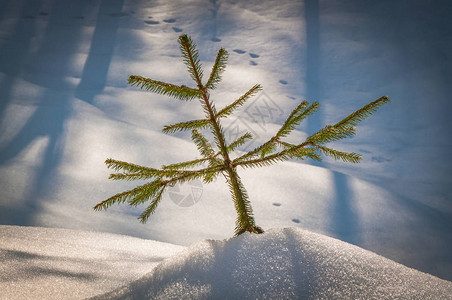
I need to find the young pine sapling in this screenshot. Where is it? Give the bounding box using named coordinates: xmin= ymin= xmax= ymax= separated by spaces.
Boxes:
xmin=94 ymin=35 xmax=390 ymax=236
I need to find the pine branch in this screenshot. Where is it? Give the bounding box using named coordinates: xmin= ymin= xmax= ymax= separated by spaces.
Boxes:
xmin=277 ymin=141 xmax=319 ymax=161
xmin=108 ymin=172 xmax=159 ymax=181
xmin=312 ymin=144 xmax=362 ymax=163
xmin=237 ymin=147 xmax=315 ymax=168
xmin=334 ymin=96 xmax=391 ymax=130
xmin=162 ymin=118 xmax=211 ymax=134
xmin=235 ymin=145 xmax=319 ymax=169
xmin=235 ymin=138 xmax=276 ymax=162
xmin=234 ymin=102 xmax=319 ymax=161
xmin=179 ymin=34 xmax=203 ymax=87
xmin=94 ymin=180 xmax=163 ymax=211
xmin=128 ymin=75 xmax=201 ymax=101
xmin=164 ymin=165 xmax=224 ymax=186
xmin=259 ymin=141 xmax=278 ymax=158
xmin=191 ymin=129 xmax=216 ymax=159
xmin=307 ymin=125 xmax=356 ymax=144
xmin=206 ymin=48 xmax=229 ymax=90
xmin=201 ymin=166 xmax=221 ymax=184
xmin=227 ymin=132 xmax=253 ymax=153
xmin=215 ymin=84 xmax=262 ymax=118
xmin=108 ymin=169 xmax=204 ymax=181
xmin=162 ymin=158 xmax=209 ymax=170
xmin=107 ymin=158 xmax=222 ymax=180
xmin=105 ymin=158 xmax=158 ymax=174
xmin=276 ymin=101 xmax=319 ymax=139
xmin=138 ymin=188 xmax=165 ymax=223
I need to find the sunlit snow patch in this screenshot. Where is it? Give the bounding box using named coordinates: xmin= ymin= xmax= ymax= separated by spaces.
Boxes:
xmin=92 ymin=227 xmax=452 ymax=299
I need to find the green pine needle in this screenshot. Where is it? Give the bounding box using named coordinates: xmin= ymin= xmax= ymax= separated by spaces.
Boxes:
xmin=162 ymin=118 xmax=211 ymax=134
xmin=162 ymin=158 xmax=209 ymax=170
xmin=138 ymin=187 xmax=165 ymax=223
xmin=334 ymin=96 xmax=391 ymax=129
xmin=313 ymin=144 xmax=362 ymax=163
xmin=128 ymin=75 xmax=201 ymax=101
xmin=191 ymin=129 xmax=216 ymax=159
xmin=206 ymin=48 xmax=229 ymax=90
xmin=307 ymin=125 xmax=356 ymax=144
xmin=105 ymin=158 xmax=158 ymax=174
xmin=277 ymin=101 xmax=319 ymax=139
xmin=94 ymin=180 xmax=162 ymax=211
xmin=216 ymin=84 xmax=262 ymax=118
xmin=178 ymin=34 xmax=204 ymax=87
xmin=227 ymin=132 xmax=253 ymax=153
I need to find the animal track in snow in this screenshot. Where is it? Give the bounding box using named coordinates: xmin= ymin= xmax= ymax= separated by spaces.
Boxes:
xmin=272 ymin=203 xmax=281 ymax=207
xmin=172 ymin=27 xmax=183 ymax=33
xmin=279 ymin=80 xmax=288 ymax=85
xmin=292 ymin=218 xmax=300 ymax=223
xmin=249 ymin=60 xmax=258 ymax=66
xmin=163 ymin=18 xmax=176 ymax=23
xmin=144 ymin=20 xmax=159 ymax=25
xmin=372 ymin=156 xmax=391 ymax=163
xmin=233 ymin=49 xmax=246 ymax=54
xmin=249 ymin=53 xmax=259 ymax=58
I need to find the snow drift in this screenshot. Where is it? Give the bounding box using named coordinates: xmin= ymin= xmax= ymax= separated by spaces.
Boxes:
xmin=0 ymin=225 xmax=185 ymax=300
xmin=92 ymin=227 xmax=452 ymax=299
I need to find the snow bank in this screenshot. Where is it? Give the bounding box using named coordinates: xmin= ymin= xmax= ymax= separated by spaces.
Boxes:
xmin=92 ymin=227 xmax=452 ymax=299
xmin=0 ymin=225 xmax=185 ymax=300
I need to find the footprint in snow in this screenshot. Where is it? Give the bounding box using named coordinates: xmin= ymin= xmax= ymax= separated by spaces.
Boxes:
xmin=144 ymin=20 xmax=159 ymax=25
xmin=163 ymin=18 xmax=176 ymax=23
xmin=273 ymin=203 xmax=281 ymax=207
xmin=292 ymin=218 xmax=300 ymax=223
xmin=371 ymin=156 xmax=391 ymax=163
xmin=249 ymin=53 xmax=259 ymax=58
xmin=211 ymin=37 xmax=221 ymax=42
xmin=249 ymin=60 xmax=258 ymax=66
xmin=172 ymin=27 xmax=183 ymax=33
xmin=279 ymin=80 xmax=288 ymax=85
xmin=233 ymin=49 xmax=246 ymax=54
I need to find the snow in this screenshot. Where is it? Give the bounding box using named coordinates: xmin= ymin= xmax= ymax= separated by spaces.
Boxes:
xmin=2 ymin=226 xmax=451 ymax=300
xmin=92 ymin=227 xmax=452 ymax=299
xmin=0 ymin=225 xmax=185 ymax=300
xmin=0 ymin=0 xmax=451 ymax=296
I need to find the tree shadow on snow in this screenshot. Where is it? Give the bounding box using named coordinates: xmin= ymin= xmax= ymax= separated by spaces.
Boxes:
xmin=0 ymin=0 xmax=125 ymax=225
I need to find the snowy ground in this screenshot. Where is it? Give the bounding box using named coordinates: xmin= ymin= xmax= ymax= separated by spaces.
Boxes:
xmin=93 ymin=227 xmax=452 ymax=299
xmin=0 ymin=225 xmax=185 ymax=300
xmin=1 ymin=225 xmax=451 ymax=299
xmin=0 ymin=0 xmax=451 ymax=294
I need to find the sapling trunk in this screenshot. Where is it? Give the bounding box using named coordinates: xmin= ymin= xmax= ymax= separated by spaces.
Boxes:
xmin=199 ymin=85 xmax=261 ymax=234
